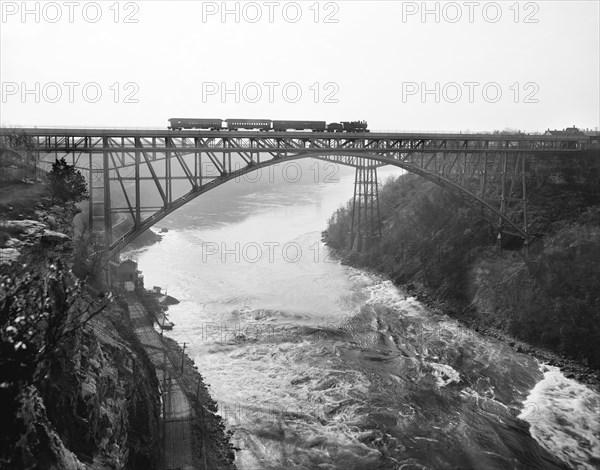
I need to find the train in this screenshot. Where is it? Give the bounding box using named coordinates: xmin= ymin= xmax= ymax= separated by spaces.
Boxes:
xmin=167 ymin=118 xmax=369 ymax=133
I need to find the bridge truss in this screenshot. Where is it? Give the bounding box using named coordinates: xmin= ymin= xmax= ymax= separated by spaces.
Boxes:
xmin=0 ymin=128 xmax=591 ymax=256
xmin=351 ymin=160 xmax=382 ymax=252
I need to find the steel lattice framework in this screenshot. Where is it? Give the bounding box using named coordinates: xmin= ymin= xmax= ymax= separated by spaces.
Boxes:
xmin=0 ymin=127 xmax=593 ymax=256
xmin=350 ymin=161 xmax=382 ymax=252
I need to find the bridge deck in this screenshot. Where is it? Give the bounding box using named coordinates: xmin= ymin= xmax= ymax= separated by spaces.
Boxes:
xmin=0 ymin=126 xmax=589 ymax=143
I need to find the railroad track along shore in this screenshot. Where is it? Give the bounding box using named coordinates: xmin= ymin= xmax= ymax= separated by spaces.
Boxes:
xmin=126 ymin=294 xmax=197 ymax=470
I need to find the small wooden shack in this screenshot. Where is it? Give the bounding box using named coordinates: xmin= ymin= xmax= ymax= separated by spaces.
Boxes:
xmin=112 ymin=260 xmax=144 ymax=291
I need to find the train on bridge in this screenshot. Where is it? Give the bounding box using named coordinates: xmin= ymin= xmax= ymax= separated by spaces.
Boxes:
xmin=167 ymin=118 xmax=369 ymax=133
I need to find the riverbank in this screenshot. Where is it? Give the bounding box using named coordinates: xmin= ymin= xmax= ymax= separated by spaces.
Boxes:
xmin=161 ymin=336 xmax=238 ymax=469
xmin=402 ymin=280 xmax=600 ymax=390
xmin=136 ymin=290 xmax=237 ymax=469
xmin=325 ymin=244 xmax=600 ymax=392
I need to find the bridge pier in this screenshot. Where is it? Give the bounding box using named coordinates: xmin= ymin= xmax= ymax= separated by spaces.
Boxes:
xmin=349 ymin=159 xmax=382 ymax=252
xmin=495 ymin=153 xmax=530 ymax=251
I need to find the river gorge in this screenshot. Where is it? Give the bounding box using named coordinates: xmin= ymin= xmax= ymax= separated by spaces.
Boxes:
xmin=130 ymin=163 xmax=600 ymax=470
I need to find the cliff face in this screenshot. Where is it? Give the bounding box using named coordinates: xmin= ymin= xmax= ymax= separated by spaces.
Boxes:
xmin=37 ymin=303 xmax=161 ymax=469
xmin=11 ymin=303 xmax=161 ymax=470
xmin=1 ymin=184 xmax=161 ymax=469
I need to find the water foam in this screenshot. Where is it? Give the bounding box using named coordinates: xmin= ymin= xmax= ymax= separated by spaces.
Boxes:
xmin=518 ymin=364 xmax=600 ymax=470
xmin=429 ymin=362 xmax=462 ymax=387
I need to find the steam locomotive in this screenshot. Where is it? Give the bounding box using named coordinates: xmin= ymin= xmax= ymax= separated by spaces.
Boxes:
xmin=168 ymin=118 xmax=369 ymax=133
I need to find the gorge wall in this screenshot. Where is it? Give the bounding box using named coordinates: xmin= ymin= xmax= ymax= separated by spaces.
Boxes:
xmin=0 ymin=188 xmax=162 ymax=469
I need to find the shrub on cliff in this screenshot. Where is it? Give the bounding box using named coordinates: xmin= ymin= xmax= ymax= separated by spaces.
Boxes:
xmin=72 ymin=223 xmax=105 ymax=283
xmin=47 ymin=158 xmax=88 ymax=204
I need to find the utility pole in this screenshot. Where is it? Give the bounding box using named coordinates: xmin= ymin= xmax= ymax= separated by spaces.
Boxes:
xmin=201 ymin=404 xmax=207 ymax=470
xmin=162 ymin=377 xmax=167 ymax=470
xmin=181 ymin=342 xmax=187 ymax=373
xmin=195 ymin=378 xmax=201 ymax=409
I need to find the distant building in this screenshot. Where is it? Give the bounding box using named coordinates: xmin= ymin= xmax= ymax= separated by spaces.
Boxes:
xmin=544 ymin=126 xmax=585 ymax=136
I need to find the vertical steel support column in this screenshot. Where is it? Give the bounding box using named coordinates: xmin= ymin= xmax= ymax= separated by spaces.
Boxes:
xmin=506 ymin=154 xmax=520 ymax=215
xmin=498 ymin=152 xmax=508 ymax=247
xmin=198 ymin=149 xmax=203 ymax=187
xmin=34 ymin=145 xmax=39 ymax=181
xmin=227 ymin=138 xmax=232 ymax=174
xmin=102 ymin=137 xmax=113 ymax=285
xmin=374 ymin=167 xmax=382 ymax=240
xmin=222 ymin=139 xmax=227 ymax=175
xmin=480 ymin=152 xmax=487 ymax=200
xmin=194 ymin=137 xmax=200 ymax=189
xmin=225 ymin=138 xmax=231 ymax=175
xmin=103 ymin=137 xmax=112 ymax=249
xmin=135 ymin=148 xmax=140 ymax=227
xmin=165 ymin=137 xmax=172 ymax=205
xmin=349 ymin=160 xmax=362 ymax=251
xmin=71 ymin=137 xmax=76 ymax=166
xmin=522 ymin=153 xmax=529 ymax=252
xmin=88 ymin=152 xmax=94 ymax=230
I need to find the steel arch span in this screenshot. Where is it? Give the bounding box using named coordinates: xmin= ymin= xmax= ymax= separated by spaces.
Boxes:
xmin=0 ymin=127 xmax=593 ymax=257
xmin=104 ymin=150 xmax=528 ymax=256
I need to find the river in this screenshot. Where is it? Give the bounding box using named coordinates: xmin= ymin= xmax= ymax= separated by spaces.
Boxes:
xmin=130 ymin=161 xmax=600 ymax=470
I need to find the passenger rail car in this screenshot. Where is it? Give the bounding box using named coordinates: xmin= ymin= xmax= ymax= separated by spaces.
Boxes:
xmin=226 ymin=119 xmax=272 ymax=131
xmin=168 ymin=118 xmax=223 ymax=130
xmin=167 ymin=118 xmax=369 ymax=132
xmin=272 ymin=120 xmax=327 ymax=132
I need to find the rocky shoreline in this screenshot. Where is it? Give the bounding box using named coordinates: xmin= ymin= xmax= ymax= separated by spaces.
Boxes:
xmin=404 ymin=282 xmax=600 ymax=392
xmin=161 ymin=336 xmax=237 ymax=469
xmin=137 ymin=290 xmax=237 ymax=469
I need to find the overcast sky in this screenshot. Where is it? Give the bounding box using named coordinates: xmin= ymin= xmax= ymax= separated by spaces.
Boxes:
xmin=1 ymin=0 xmax=598 ymax=132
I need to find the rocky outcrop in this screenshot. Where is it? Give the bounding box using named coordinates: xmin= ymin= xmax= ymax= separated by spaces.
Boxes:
xmin=0 ymin=247 xmax=20 ymax=265
xmin=41 ymin=230 xmax=71 ymax=244
xmin=1 ymin=219 xmax=46 ymax=237
xmin=13 ymin=386 xmax=87 ymax=470
xmin=0 ymin=218 xmax=71 ymax=265
xmin=5 ymin=296 xmax=162 ymax=470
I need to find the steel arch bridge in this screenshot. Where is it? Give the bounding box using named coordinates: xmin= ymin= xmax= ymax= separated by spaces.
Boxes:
xmin=0 ymin=127 xmax=593 ymax=256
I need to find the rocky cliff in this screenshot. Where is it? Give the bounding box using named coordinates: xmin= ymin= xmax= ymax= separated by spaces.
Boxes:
xmin=1 ymin=184 xmax=161 ymax=469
